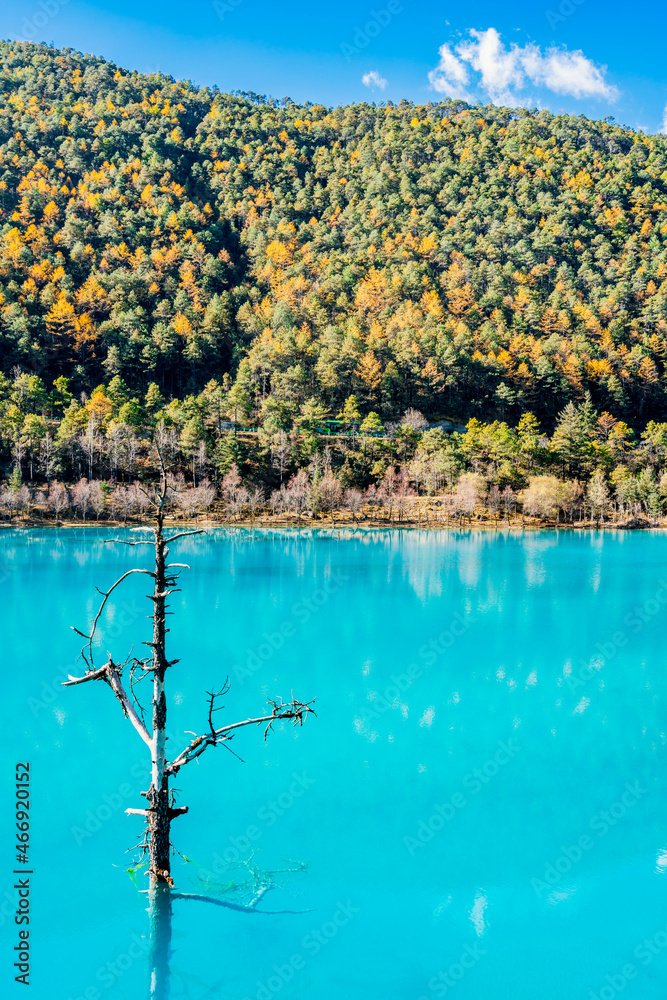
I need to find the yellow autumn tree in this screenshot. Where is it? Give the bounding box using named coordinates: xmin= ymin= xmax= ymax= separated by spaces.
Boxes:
xmin=356 ymin=350 xmax=382 ymax=398
xmin=46 ymin=293 xmax=77 ymax=351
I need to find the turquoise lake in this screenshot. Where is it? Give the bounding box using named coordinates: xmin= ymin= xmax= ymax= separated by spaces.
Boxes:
xmin=3 ymin=527 xmax=667 ymax=1000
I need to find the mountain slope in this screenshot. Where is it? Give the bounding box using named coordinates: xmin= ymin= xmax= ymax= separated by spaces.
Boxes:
xmin=1 ymin=41 xmax=667 ymax=429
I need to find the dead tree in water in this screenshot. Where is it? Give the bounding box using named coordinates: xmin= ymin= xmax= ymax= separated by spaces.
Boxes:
xmin=63 ymin=474 xmax=315 ymax=998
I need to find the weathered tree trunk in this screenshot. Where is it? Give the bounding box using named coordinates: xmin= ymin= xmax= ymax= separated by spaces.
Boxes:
xmin=146 ymin=513 xmax=176 ymax=995
xmin=144 ymin=513 xmax=174 ymax=997
xmin=148 ymin=512 xmax=171 ymax=882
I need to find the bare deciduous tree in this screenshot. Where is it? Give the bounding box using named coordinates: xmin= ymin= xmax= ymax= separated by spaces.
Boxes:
xmin=89 ymin=480 xmax=106 ymax=521
xmin=192 ymin=479 xmax=216 ymax=520
xmin=378 ymin=467 xmax=397 ymax=522
xmin=587 ymin=468 xmax=609 ymax=526
xmin=453 ymin=472 xmax=487 ymax=524
xmin=487 ymin=484 xmax=501 ymax=522
xmin=271 ymin=431 xmax=291 ymax=485
xmin=16 ymin=484 xmax=31 ymax=518
xmin=220 ymin=465 xmax=246 ymax=522
xmin=72 ymin=479 xmax=91 ymax=521
xmin=343 ymin=487 xmax=363 ymax=524
xmin=174 ymin=485 xmax=201 ymax=522
xmin=38 ymin=431 xmax=59 ymax=488
xmin=106 ymin=422 xmax=125 ymax=482
xmin=364 ymin=483 xmax=379 ymax=517
xmin=79 ymin=415 xmax=102 ymax=480
xmin=154 ymin=421 xmax=178 ymax=472
xmin=319 ymin=472 xmax=342 ymax=525
xmin=196 ymin=439 xmax=208 ymax=484
xmin=124 ymin=433 xmax=140 ymax=482
xmin=401 ymin=408 xmax=428 ymax=433
xmin=129 ymin=481 xmax=153 ymax=521
xmin=12 ymin=436 xmax=25 ymax=478
xmin=247 ymin=485 xmax=265 ymax=522
xmin=395 ymin=466 xmax=415 ymax=523
xmin=111 ymin=485 xmax=136 ymax=524
xmin=284 ymin=470 xmax=309 ymax=524
xmin=501 ymin=485 xmax=516 ymax=523
xmin=0 ymin=488 xmax=19 ymax=520
xmin=270 ymin=488 xmax=284 ymax=517
xmin=47 ymin=481 xmax=70 ymax=521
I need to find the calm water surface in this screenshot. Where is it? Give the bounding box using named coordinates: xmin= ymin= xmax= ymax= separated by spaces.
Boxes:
xmin=2 ymin=527 xmax=667 ymax=1000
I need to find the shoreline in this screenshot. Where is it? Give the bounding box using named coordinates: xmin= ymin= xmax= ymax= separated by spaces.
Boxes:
xmin=1 ymin=489 xmax=663 ymax=534
xmin=1 ymin=513 xmax=664 ymax=533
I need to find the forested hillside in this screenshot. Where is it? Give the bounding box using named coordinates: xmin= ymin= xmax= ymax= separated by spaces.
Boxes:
xmin=2 ymin=41 xmax=667 ymax=428
xmin=3 ymin=41 xmax=667 ymax=522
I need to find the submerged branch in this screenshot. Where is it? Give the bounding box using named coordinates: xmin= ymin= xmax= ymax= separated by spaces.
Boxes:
xmin=169 ymin=891 xmax=311 ymax=915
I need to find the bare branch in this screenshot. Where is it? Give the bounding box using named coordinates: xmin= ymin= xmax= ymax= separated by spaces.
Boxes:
xmin=202 ymin=681 xmax=246 ymax=760
xmin=166 ymin=697 xmax=316 ymax=774
xmin=73 ymin=568 xmax=155 ymax=668
xmin=164 ymin=530 xmax=205 ymax=544
xmin=63 ymin=656 xmax=153 ymax=747
xmin=106 ymin=660 xmax=152 ymax=745
xmin=129 ymin=659 xmax=151 ymax=723
xmin=207 ymin=681 xmax=230 ymax=735
xmin=63 ymin=664 xmax=108 ymax=686
xmin=105 ymin=538 xmax=155 ymax=547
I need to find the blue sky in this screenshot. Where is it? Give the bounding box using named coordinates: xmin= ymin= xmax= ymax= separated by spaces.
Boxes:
xmin=2 ymin=0 xmax=666 ymax=132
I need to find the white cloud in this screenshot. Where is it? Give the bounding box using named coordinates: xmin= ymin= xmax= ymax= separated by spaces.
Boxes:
xmin=428 ymin=28 xmax=619 ymax=106
xmin=428 ymin=44 xmax=471 ymax=101
xmin=458 ymin=28 xmax=524 ymax=105
xmin=362 ymin=70 xmax=388 ymax=91
xmin=527 ymin=45 xmax=616 ymax=99
xmin=661 ymin=104 xmax=667 ymax=133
